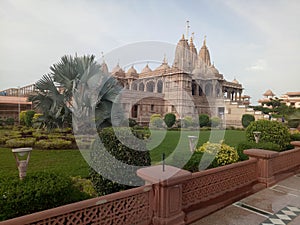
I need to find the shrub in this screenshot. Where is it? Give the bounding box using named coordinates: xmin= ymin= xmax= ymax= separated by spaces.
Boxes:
xmin=291 ymin=133 xmax=300 ymax=141
xmin=164 ymin=113 xmax=176 ymax=128
xmin=5 ymin=138 xmax=36 ymax=148
xmin=24 ymin=110 xmax=35 ymax=127
xmin=242 ymin=114 xmax=255 ymax=128
xmin=182 ymin=116 xmax=194 ymax=128
xmin=288 ymin=119 xmax=300 ymax=128
xmin=237 ymin=141 xmax=281 ymax=161
xmin=0 ymin=172 xmax=90 ymax=221
xmin=0 ymin=137 xmax=9 ymax=146
xmin=197 ymin=142 xmax=239 ymax=166
xmin=150 ymin=114 xmax=165 ymax=128
xmin=90 ymin=127 xmax=151 ymax=196
xmin=71 ymin=176 xmax=97 ymax=197
xmin=128 ymin=118 xmax=138 ymax=127
xmin=246 ymin=120 xmax=290 ymax=150
xmin=19 ymin=111 xmax=26 ymax=125
xmin=199 ymin=114 xmax=210 ymax=127
xmin=34 ymin=139 xmax=73 ymax=149
xmin=183 ymin=151 xmax=206 ymax=172
xmin=6 ymin=118 xmax=14 ymax=125
xmin=210 ymin=116 xmax=221 ymax=128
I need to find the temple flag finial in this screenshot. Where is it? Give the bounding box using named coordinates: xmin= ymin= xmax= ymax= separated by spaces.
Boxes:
xmin=186 ymin=20 xmax=190 ymax=39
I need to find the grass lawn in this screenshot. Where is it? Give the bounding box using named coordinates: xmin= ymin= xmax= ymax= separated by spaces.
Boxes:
xmin=149 ymin=129 xmax=246 ymax=164
xmin=0 ymin=129 xmax=245 ymax=178
xmin=0 ymin=148 xmax=90 ymax=178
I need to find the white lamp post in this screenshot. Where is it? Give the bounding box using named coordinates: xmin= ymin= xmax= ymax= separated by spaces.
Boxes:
xmin=188 ymin=136 xmax=198 ymax=153
xmin=253 ymin=131 xmax=261 ymax=143
xmin=12 ymin=147 xmax=32 ymax=180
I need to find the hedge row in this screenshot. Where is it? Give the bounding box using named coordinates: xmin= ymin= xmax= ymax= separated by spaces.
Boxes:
xmin=0 ymin=172 xmax=90 ymax=221
xmin=0 ymin=127 xmax=77 ymax=149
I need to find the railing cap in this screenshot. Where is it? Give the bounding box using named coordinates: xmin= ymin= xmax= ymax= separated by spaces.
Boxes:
xmin=291 ymin=141 xmax=300 ymax=148
xmin=137 ymin=165 xmax=191 ymax=185
xmin=244 ymin=148 xmax=279 ymax=159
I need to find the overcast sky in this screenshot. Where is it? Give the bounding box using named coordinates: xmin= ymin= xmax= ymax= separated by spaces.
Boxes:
xmin=0 ymin=0 xmax=299 ymax=104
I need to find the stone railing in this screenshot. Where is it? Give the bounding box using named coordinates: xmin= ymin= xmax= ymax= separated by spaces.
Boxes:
xmin=244 ymin=141 xmax=300 ymax=187
xmin=0 ymin=184 xmax=154 ymax=225
xmin=2 ymin=143 xmax=300 ymax=225
xmin=181 ymin=158 xmax=260 ymax=223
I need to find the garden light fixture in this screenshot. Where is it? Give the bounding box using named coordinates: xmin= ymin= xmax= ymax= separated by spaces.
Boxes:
xmin=12 ymin=147 xmax=32 ymax=180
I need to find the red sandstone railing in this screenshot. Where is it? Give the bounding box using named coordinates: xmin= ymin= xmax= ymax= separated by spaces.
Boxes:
xmin=1 ymin=185 xmax=154 ymax=225
xmin=2 ymin=144 xmax=300 ymax=225
xmin=182 ymin=158 xmax=258 ymax=208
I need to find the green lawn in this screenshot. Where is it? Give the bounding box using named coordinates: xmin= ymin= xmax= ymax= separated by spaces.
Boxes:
xmin=149 ymin=130 xmax=245 ymax=164
xmin=0 ymin=148 xmax=90 ymax=178
xmin=0 ymin=129 xmax=245 ymax=178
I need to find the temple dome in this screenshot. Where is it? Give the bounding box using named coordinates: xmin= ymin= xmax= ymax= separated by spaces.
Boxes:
xmin=141 ymin=64 xmax=152 ymax=73
xmin=111 ymin=63 xmax=125 ymax=77
xmin=126 ymin=65 xmax=138 ymax=77
xmin=155 ymin=56 xmax=170 ymax=71
xmin=232 ymin=78 xmax=239 ymax=84
xmin=210 ymin=64 xmax=219 ymax=75
xmin=263 ymin=89 xmax=275 ymax=97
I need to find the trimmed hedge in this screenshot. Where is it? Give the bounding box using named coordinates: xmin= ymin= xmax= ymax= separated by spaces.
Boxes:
xmin=0 ymin=172 xmax=90 ymax=221
xmin=34 ymin=139 xmax=73 ymax=149
xmin=246 ymin=120 xmax=290 ymax=150
xmin=5 ymin=138 xmax=36 ymax=148
xmin=89 ymin=127 xmax=151 ymax=196
xmin=237 ymin=141 xmax=281 ymax=161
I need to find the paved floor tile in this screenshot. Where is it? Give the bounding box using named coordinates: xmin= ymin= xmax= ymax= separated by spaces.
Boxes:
xmin=191 ymin=174 xmax=300 ymax=225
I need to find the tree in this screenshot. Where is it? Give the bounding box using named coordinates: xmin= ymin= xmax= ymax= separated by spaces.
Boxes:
xmin=164 ymin=113 xmax=176 ymax=128
xmin=241 ymin=114 xmax=255 ymax=128
xmin=29 ymin=55 xmax=121 ymax=130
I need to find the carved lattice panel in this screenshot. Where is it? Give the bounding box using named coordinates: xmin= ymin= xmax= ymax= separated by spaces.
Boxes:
xmin=272 ymin=150 xmax=300 ymax=174
xmin=182 ymin=161 xmax=257 ymax=207
xmin=30 ymin=188 xmax=153 ymax=225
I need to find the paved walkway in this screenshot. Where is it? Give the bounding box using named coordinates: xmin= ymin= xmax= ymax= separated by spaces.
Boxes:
xmin=192 ymin=174 xmax=300 ymax=225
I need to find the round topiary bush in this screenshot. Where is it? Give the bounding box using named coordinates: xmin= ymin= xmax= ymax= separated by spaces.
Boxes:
xmin=150 ymin=114 xmax=165 ymax=128
xmin=242 ymin=114 xmax=255 ymax=128
xmin=210 ymin=117 xmax=221 ymax=128
xmin=199 ymin=114 xmax=210 ymax=127
xmin=246 ymin=120 xmax=290 ymax=150
xmin=164 ymin=113 xmax=176 ymax=128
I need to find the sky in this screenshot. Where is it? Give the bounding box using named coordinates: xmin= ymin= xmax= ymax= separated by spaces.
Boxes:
xmin=0 ymin=0 xmax=299 ymax=104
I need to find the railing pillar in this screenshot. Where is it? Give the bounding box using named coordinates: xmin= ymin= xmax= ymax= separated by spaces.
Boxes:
xmin=244 ymin=149 xmax=279 ymax=187
xmin=137 ymin=165 xmax=191 ymax=225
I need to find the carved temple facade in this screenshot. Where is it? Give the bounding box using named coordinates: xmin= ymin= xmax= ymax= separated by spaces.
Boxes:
xmin=101 ymin=35 xmax=251 ymax=126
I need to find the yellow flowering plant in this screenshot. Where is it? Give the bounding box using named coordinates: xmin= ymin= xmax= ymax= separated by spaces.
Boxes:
xmin=196 ymin=141 xmax=239 ymax=166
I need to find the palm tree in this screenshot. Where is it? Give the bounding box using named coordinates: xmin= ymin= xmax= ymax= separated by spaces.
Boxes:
xmin=30 ymin=55 xmax=121 ymax=130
